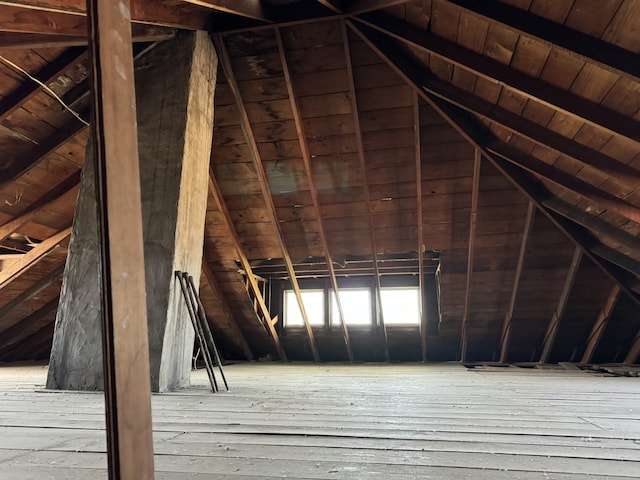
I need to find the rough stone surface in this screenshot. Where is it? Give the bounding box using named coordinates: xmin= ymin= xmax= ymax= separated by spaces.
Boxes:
xmin=46 ymin=31 xmax=217 ymax=392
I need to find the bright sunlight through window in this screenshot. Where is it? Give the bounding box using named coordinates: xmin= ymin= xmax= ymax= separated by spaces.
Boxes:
xmin=330 ymin=289 xmax=371 ymax=326
xmin=284 ymin=290 xmax=324 ymax=327
xmin=380 ymin=287 xmax=421 ymax=325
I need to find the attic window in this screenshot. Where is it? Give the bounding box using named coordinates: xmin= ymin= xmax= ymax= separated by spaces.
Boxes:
xmin=283 ymin=290 xmax=324 ymax=327
xmin=380 ymin=287 xmax=421 ymax=326
xmin=330 ymin=289 xmax=371 ymax=326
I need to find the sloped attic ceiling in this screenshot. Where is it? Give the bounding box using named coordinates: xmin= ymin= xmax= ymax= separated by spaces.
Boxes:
xmin=0 ymin=0 xmax=639 ymax=365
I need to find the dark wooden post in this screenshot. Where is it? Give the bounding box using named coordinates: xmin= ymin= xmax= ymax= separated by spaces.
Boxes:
xmin=86 ymin=0 xmax=155 ymax=478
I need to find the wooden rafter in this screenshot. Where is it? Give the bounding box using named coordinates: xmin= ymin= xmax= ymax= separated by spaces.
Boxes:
xmin=207 ymin=169 xmax=287 ymax=361
xmin=0 ymin=4 xmax=86 ymax=35
xmin=0 ymin=263 xmax=64 ymax=327
xmin=275 ymin=28 xmax=353 ymax=362
xmin=498 ymin=201 xmax=535 ymax=363
xmin=0 ymin=170 xmax=80 ymax=243
xmin=201 ymin=258 xmax=255 ymax=361
xmin=460 ymin=149 xmax=480 ymax=363
xmin=447 ymin=0 xmax=640 ymax=82
xmin=487 ymin=143 xmax=640 ymax=225
xmin=0 ymin=227 xmax=70 ymax=290
xmin=581 ymin=284 xmax=621 ymax=364
xmin=0 ymin=296 xmax=58 ymax=358
xmin=0 ymin=25 xmax=175 ymax=49
xmin=342 ymin=20 xmax=390 ymax=362
xmin=414 ymin=93 xmax=426 ymax=362
xmin=626 ymin=331 xmax=640 ymax=364
xmin=346 ymin=0 xmax=411 ymax=14
xmin=418 ymin=74 xmax=640 ymax=189
xmin=86 ymin=1 xmax=154 ymax=477
xmin=355 ymin=13 xmax=640 ymax=143
xmin=0 ymin=47 xmax=86 ymax=122
xmin=346 ymin=20 xmax=640 ymax=316
xmin=181 ymin=0 xmax=272 ymax=22
xmin=215 ymin=36 xmax=321 ymax=363
xmin=538 ymin=247 xmax=582 ymax=364
xmin=0 ymin=117 xmax=87 ymax=190
xmin=0 ymin=0 xmax=210 ymax=30
xmin=1 ymin=316 xmax=55 ymax=360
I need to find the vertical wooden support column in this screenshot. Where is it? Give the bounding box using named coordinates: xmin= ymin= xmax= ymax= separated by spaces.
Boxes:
xmin=414 ymin=93 xmax=426 ymax=363
xmin=460 ymin=149 xmax=480 ymax=362
xmin=86 ymin=1 xmax=154 ymax=478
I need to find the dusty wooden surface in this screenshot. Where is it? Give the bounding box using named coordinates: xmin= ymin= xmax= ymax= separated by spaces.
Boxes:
xmin=0 ymin=362 xmax=639 ymax=479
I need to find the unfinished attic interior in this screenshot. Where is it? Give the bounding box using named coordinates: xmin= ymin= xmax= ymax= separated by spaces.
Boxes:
xmin=0 ymin=0 xmax=639 ymax=478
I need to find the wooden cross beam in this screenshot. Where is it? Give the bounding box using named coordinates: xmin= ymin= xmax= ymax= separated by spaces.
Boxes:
xmin=275 ymin=27 xmax=354 ymax=362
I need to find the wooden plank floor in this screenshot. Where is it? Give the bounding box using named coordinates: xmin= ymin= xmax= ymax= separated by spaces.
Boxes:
xmin=0 ymin=363 xmax=639 ymax=479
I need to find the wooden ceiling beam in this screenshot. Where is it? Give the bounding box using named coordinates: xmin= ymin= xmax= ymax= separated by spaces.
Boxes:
xmin=201 ymin=258 xmax=254 ymax=361
xmin=414 ymin=93 xmax=426 ymax=362
xmin=538 ymin=247 xmax=582 ymax=364
xmin=347 ymin=20 xmax=640 ymax=312
xmin=207 ymin=169 xmax=287 ymax=361
xmin=342 ymin=20 xmax=390 ymax=362
xmin=0 ymin=226 xmax=70 ymax=290
xmin=498 ymin=201 xmax=535 ymax=363
xmin=0 ymin=170 xmax=80 ymax=243
xmin=275 ymin=27 xmax=353 ymax=362
xmin=354 ymin=12 xmax=640 ymax=143
xmin=418 ymin=74 xmax=640 ymax=189
xmin=460 ymin=149 xmax=480 ymax=363
xmin=0 ymin=25 xmax=175 ymax=48
xmin=215 ymin=36 xmax=321 ymax=363
xmin=447 ymin=0 xmax=640 ymax=83
xmin=487 ymin=142 xmax=640 ymax=226
xmin=581 ymin=284 xmax=621 ymax=364
xmin=0 ymin=0 xmax=210 ymax=30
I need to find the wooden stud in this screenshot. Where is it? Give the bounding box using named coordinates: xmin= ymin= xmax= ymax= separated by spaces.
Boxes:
xmin=414 ymin=93 xmax=426 ymax=363
xmin=460 ymin=149 xmax=480 ymax=363
xmin=448 ymin=0 xmax=640 ymax=82
xmin=355 ymin=13 xmax=640 ymax=143
xmin=0 ymin=227 xmax=71 ymax=290
xmin=207 ymin=169 xmax=287 ymax=361
xmin=215 ymin=36 xmax=321 ymax=363
xmin=86 ymin=1 xmax=155 ymax=478
xmin=201 ymin=259 xmax=255 ymax=361
xmin=0 ymin=171 xmax=80 ymax=243
xmin=581 ymin=284 xmax=621 ymax=364
xmin=498 ymin=201 xmax=535 ymax=363
xmin=538 ymin=247 xmax=582 ymax=364
xmin=341 ymin=21 xmax=390 ymax=362
xmin=275 ymin=28 xmax=354 ymax=362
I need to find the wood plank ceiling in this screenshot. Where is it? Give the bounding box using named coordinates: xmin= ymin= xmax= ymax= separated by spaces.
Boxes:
xmin=0 ymin=0 xmax=639 ymax=365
